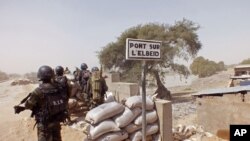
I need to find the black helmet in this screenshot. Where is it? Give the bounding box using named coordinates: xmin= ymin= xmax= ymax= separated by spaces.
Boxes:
xmin=55 ymin=66 xmax=64 ymax=76
xmin=81 ymin=63 xmax=88 ymax=70
xmin=37 ymin=65 xmax=54 ymax=81
xmin=91 ymin=66 xmax=99 ymax=72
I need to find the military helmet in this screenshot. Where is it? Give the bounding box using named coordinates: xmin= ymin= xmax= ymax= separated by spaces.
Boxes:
xmin=91 ymin=66 xmax=99 ymax=72
xmin=55 ymin=66 xmax=64 ymax=76
xmin=37 ymin=65 xmax=54 ymax=81
xmin=81 ymin=63 xmax=88 ymax=70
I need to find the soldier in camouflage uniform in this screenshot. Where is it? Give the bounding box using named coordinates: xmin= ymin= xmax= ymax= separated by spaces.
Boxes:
xmin=14 ymin=65 xmax=68 ymax=141
xmin=75 ymin=63 xmax=91 ymax=103
xmin=54 ymin=65 xmax=72 ymax=124
xmin=87 ymin=66 xmax=108 ymax=109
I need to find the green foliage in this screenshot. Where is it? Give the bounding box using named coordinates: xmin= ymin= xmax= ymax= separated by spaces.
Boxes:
xmin=190 ymin=56 xmax=226 ymax=78
xmin=240 ymin=58 xmax=250 ymax=65
xmin=98 ymin=19 xmax=202 ymax=83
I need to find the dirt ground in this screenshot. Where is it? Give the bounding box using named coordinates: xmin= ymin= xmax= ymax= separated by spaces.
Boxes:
xmin=0 ymin=69 xmax=233 ymax=141
xmin=0 ymin=80 xmax=85 ymax=141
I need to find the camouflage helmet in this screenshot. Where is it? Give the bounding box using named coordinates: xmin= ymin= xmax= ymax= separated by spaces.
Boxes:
xmin=81 ymin=63 xmax=88 ymax=70
xmin=37 ymin=65 xmax=54 ymax=81
xmin=55 ymin=66 xmax=64 ymax=76
xmin=91 ymin=66 xmax=99 ymax=72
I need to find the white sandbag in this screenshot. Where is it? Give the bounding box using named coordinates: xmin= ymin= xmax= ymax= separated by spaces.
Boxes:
xmin=146 ymin=123 xmax=159 ymax=135
xmin=96 ymin=131 xmax=128 ymax=141
xmin=134 ymin=110 xmax=158 ymax=125
xmin=125 ymin=96 xmax=154 ymax=110
xmin=113 ymin=107 xmax=141 ymax=128
xmin=125 ymin=123 xmax=142 ymax=134
xmin=130 ymin=131 xmax=142 ymax=141
xmin=130 ymin=123 xmax=159 ymax=141
xmin=87 ymin=120 xmax=120 ymax=140
xmin=85 ymin=101 xmax=125 ymax=124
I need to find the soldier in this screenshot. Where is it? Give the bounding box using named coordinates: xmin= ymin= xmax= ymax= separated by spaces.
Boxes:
xmin=87 ymin=66 xmax=108 ymax=109
xmin=75 ymin=63 xmax=91 ymax=102
xmin=54 ymin=65 xmax=72 ymax=124
xmin=14 ymin=65 xmax=68 ymax=141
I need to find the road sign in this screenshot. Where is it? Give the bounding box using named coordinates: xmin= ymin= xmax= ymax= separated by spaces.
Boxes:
xmin=126 ymin=38 xmax=162 ymax=141
xmin=126 ymin=38 xmax=161 ymax=60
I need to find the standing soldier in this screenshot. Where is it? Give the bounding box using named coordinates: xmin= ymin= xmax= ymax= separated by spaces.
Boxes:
xmin=76 ymin=63 xmax=91 ymax=102
xmin=14 ymin=65 xmax=68 ymax=141
xmin=54 ymin=65 xmax=72 ymax=124
xmin=88 ymin=66 xmax=108 ymax=109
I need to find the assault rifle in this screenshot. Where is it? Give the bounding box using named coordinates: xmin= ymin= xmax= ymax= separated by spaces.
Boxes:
xmin=14 ymin=93 xmax=31 ymax=114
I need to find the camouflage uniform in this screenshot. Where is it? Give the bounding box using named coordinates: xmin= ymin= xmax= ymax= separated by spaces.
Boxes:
xmin=87 ymin=71 xmax=108 ymax=109
xmin=25 ymin=83 xmax=66 ymax=141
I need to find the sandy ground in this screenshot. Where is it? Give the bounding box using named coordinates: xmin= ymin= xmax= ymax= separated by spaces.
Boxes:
xmin=0 ymin=68 xmax=233 ymax=141
xmin=0 ymin=80 xmax=85 ymax=141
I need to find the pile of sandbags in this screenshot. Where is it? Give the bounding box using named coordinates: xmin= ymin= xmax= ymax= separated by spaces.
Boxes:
xmin=84 ymin=96 xmax=160 ymax=141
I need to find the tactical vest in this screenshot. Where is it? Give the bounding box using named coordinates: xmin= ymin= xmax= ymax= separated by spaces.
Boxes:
xmin=35 ymin=83 xmax=68 ymax=123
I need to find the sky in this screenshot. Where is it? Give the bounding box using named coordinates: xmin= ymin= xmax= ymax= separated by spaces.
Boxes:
xmin=0 ymin=0 xmax=250 ymax=74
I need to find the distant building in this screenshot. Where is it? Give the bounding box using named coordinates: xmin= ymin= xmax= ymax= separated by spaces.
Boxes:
xmin=234 ymin=64 xmax=250 ymax=76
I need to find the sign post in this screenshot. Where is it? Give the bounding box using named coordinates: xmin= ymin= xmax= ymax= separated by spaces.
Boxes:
xmin=126 ymin=38 xmax=161 ymax=141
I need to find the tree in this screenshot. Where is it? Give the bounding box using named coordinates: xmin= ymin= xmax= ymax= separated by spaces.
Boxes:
xmin=98 ymin=19 xmax=202 ymax=100
xmin=190 ymin=56 xmax=226 ymax=78
xmin=240 ymin=58 xmax=250 ymax=65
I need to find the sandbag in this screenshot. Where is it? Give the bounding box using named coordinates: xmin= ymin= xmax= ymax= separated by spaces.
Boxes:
xmin=87 ymin=120 xmax=120 ymax=140
xmin=96 ymin=131 xmax=128 ymax=141
xmin=125 ymin=96 xmax=154 ymax=110
xmin=113 ymin=107 xmax=141 ymax=128
xmin=130 ymin=131 xmax=142 ymax=141
xmin=134 ymin=110 xmax=158 ymax=125
xmin=130 ymin=123 xmax=159 ymax=141
xmin=125 ymin=123 xmax=142 ymax=134
xmin=85 ymin=101 xmax=125 ymax=124
xmin=145 ymin=123 xmax=159 ymax=136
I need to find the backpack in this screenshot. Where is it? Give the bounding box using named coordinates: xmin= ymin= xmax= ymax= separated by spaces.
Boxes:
xmin=80 ymin=70 xmax=91 ymax=86
xmin=35 ymin=83 xmax=68 ymax=123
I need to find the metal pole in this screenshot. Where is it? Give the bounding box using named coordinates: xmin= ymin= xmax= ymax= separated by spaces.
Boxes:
xmin=141 ymin=60 xmax=147 ymax=141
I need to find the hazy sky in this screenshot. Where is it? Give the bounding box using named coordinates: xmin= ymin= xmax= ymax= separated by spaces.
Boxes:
xmin=0 ymin=0 xmax=250 ymax=74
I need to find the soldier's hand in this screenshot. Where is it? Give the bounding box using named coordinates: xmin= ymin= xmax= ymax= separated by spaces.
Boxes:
xmin=14 ymin=106 xmax=25 ymax=114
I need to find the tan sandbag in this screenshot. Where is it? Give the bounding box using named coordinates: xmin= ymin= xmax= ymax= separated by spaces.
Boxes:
xmin=96 ymin=131 xmax=128 ymax=141
xmin=130 ymin=123 xmax=159 ymax=141
xmin=113 ymin=107 xmax=141 ymax=128
xmin=134 ymin=110 xmax=158 ymax=125
xmin=87 ymin=120 xmax=121 ymax=140
xmin=125 ymin=123 xmax=142 ymax=134
xmin=85 ymin=101 xmax=125 ymax=124
xmin=125 ymin=96 xmax=154 ymax=110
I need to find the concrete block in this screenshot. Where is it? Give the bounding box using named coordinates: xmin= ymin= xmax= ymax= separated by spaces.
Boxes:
xmin=111 ymin=73 xmax=120 ymax=82
xmin=108 ymin=82 xmax=139 ymax=102
xmin=155 ymin=99 xmax=173 ymax=141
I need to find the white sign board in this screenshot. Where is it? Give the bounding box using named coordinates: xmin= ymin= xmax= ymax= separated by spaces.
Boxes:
xmin=126 ymin=38 xmax=161 ymax=60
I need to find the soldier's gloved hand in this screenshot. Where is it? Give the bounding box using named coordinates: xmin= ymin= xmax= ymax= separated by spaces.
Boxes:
xmin=14 ymin=106 xmax=25 ymax=114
